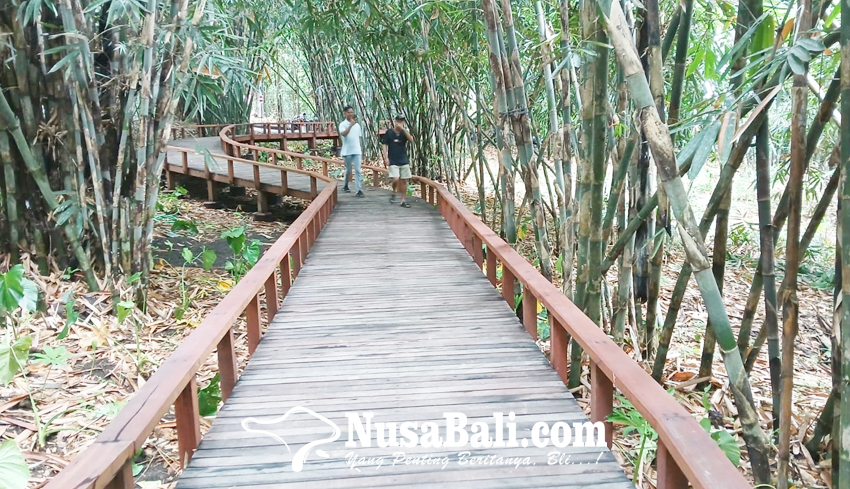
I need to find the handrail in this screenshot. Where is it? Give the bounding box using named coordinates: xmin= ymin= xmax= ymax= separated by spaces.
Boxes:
xmin=224 ymin=127 xmax=752 ymax=489
xmin=44 ymin=141 xmax=338 ymax=489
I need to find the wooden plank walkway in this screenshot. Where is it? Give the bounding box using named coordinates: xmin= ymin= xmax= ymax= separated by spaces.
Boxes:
xmin=173 ymin=178 xmax=634 ymax=487
xmin=167 ymin=137 xmax=318 ymax=198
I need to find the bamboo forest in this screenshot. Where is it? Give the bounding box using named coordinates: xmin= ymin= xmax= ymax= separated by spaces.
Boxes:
xmin=0 ymin=0 xmax=849 ymax=486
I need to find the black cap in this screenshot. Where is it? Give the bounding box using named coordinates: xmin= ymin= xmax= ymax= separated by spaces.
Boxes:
xmin=395 ymin=114 xmax=406 ymax=121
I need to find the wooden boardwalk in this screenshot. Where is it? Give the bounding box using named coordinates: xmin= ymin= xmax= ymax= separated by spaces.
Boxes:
xmin=167 ymin=137 xmax=320 ymax=199
xmin=174 ymin=184 xmax=633 ymax=487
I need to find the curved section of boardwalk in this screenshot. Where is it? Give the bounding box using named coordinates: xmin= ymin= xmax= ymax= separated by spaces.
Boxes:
xmin=167 ymin=137 xmax=318 ymax=197
xmin=175 ymin=187 xmax=632 ymax=488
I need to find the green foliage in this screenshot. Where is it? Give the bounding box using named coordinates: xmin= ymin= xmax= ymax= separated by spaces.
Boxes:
xmin=32 ymin=345 xmax=70 ymax=368
xmin=157 ymin=186 xmax=188 ymax=214
xmin=0 ymin=439 xmax=30 ymax=489
xmin=537 ymin=308 xmax=550 ymax=341
xmin=607 ymin=395 xmax=658 ymax=478
xmin=222 ymin=226 xmax=262 ymax=280
xmin=0 ymin=265 xmax=38 ymax=318
xmin=58 ymin=290 xmax=78 ymax=340
xmin=171 ymin=219 xmax=199 ymax=235
xmin=700 ymin=388 xmax=741 ymax=466
xmin=198 ymin=373 xmax=222 ymax=417
xmin=728 ymin=222 xmax=756 ymax=251
xmin=116 ymin=300 xmax=135 ymax=324
xmin=175 ymin=247 xmax=217 ymax=320
xmin=0 ymin=335 xmax=32 ymax=386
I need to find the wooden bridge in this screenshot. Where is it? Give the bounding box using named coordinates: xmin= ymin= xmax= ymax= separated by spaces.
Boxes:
xmin=44 ymin=122 xmax=752 ymax=489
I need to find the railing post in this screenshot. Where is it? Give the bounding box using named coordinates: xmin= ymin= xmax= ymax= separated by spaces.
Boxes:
xmin=472 ymin=234 xmax=484 ymax=269
xmin=182 ymin=151 xmax=188 ymax=173
xmin=522 ymin=289 xmax=538 ymax=340
xmin=486 ymin=249 xmax=497 ymax=287
xmin=590 ymin=361 xmax=614 ymax=449
xmin=428 ymin=185 xmax=435 ymax=205
xmin=310 ymin=176 xmax=318 ymax=199
xmin=420 ymin=181 xmax=426 ymax=199
xmin=217 ymin=327 xmax=237 ymax=401
xmin=291 ymin=237 xmax=302 ymax=277
xmin=205 ymin=160 xmax=216 ymax=202
xmin=246 ymin=294 xmax=261 ymax=355
xmin=272 ymin=152 xmax=278 ymax=166
xmin=296 ymin=157 xmax=303 ymax=170
xmin=502 ymin=267 xmax=515 ymax=309
xmin=322 ymin=161 xmax=328 ymax=176
xmin=174 ymin=376 xmax=201 ymax=468
xmin=181 ymin=127 xmax=186 ymax=139
xmin=550 ymin=316 xmax=568 ymax=384
xmin=372 ymin=169 xmax=379 ymax=187
xmin=657 ymin=440 xmax=688 ymax=489
xmin=299 ymin=229 xmax=308 ymax=264
xmin=265 ymin=269 xmax=279 ymax=322
xmin=165 ymin=155 xmax=174 ymax=190
xmin=227 ymin=146 xmax=235 ymax=184
xmin=280 ymin=169 xmax=288 ymax=195
xmin=104 ymin=459 xmax=134 ymax=489
xmin=280 ymin=254 xmax=292 ymax=299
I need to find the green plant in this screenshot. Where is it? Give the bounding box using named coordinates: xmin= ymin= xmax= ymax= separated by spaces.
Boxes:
xmin=0 ymin=439 xmax=29 ymax=489
xmin=198 ymin=373 xmax=222 ymax=417
xmin=607 ymin=395 xmax=658 ymax=481
xmin=175 ymin=247 xmax=217 ymax=320
xmin=0 ymin=265 xmax=38 ymax=329
xmin=156 ymin=186 xmax=188 ymax=214
xmin=537 ymin=309 xmax=550 ymax=341
xmin=221 ymin=226 xmax=262 ymax=281
xmin=58 ymin=290 xmax=78 ymax=340
xmin=728 ymin=221 xmax=756 ymax=250
xmin=699 ymin=388 xmax=741 ymax=466
xmin=32 ymin=345 xmax=71 ymax=392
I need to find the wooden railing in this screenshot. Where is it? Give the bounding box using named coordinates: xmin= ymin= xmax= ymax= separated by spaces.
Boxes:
xmin=221 ymin=127 xmax=751 ymax=489
xmin=43 ymin=139 xmax=338 ymax=489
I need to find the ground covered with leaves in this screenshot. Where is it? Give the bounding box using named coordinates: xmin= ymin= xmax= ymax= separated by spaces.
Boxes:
xmin=0 ymin=186 xmax=306 ymax=488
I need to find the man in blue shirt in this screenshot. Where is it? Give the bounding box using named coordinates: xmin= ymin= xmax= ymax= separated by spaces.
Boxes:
xmin=339 ymin=106 xmax=364 ymax=197
xmin=381 ymin=115 xmax=415 ymax=207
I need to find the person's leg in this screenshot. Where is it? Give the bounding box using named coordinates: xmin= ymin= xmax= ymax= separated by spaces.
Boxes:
xmin=399 ymin=165 xmax=411 ymax=206
xmin=388 ymin=164 xmax=399 ymax=202
xmin=343 ymin=156 xmax=353 ymax=191
xmin=354 ymin=154 xmax=363 ymax=194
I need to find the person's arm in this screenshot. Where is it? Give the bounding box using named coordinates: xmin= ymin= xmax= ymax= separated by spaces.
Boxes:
xmin=340 ymin=121 xmax=353 ymax=137
xmin=403 ymin=128 xmax=414 ymax=143
xmin=382 ymin=144 xmax=389 ymax=167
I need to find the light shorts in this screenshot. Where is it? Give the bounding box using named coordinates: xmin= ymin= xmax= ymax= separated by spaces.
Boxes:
xmin=388 ymin=163 xmax=411 ymax=179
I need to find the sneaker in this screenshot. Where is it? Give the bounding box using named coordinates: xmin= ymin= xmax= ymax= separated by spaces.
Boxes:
xmin=389 ymin=194 xmax=395 ymax=203
xmin=356 ymin=191 xmax=364 ymax=198
xmin=343 ymin=187 xmax=350 ymax=193
xmin=400 ymin=202 xmax=411 ymax=208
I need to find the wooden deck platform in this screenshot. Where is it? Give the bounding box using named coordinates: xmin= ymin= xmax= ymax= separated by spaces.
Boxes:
xmin=166 ymin=137 xmax=321 ymax=201
xmin=173 ymin=184 xmax=633 ymax=487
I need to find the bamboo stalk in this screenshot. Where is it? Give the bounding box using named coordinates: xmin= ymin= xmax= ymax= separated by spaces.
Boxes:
xmin=836 ymin=0 xmax=849 ymax=479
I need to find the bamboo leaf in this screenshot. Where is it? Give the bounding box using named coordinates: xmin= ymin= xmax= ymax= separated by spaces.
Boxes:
xmin=688 ymin=120 xmax=722 ymax=180
xmin=716 ymin=13 xmax=768 ymax=75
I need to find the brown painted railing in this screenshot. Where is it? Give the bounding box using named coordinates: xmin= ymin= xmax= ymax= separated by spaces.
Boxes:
xmin=224 ymin=128 xmax=752 ymax=489
xmin=43 ymin=143 xmax=337 ymax=489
